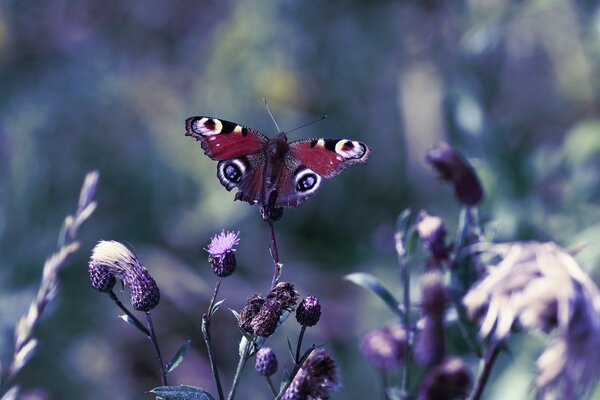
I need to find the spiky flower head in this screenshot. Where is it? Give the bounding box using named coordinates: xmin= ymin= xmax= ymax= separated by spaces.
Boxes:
xmin=463 ymin=242 xmax=600 ymax=398
xmin=425 ymin=142 xmax=483 ymax=206
xmin=419 ymin=357 xmax=471 ymax=400
xmin=88 ymin=241 xmax=160 ymax=311
xmin=360 ymin=323 xmax=407 ymax=370
xmin=296 ymin=295 xmax=322 ymax=327
xmin=267 ymin=282 xmax=298 ymax=312
xmin=205 ymin=230 xmax=240 ymax=277
xmin=282 ymin=348 xmax=341 ymax=400
xmin=255 ymin=347 xmax=278 ymax=377
xmin=416 ymin=211 xmax=449 ymax=268
xmin=250 ymin=297 xmax=282 ymax=337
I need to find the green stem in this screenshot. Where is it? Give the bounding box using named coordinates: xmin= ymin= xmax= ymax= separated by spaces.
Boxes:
xmin=227 ymin=338 xmax=252 ymax=400
xmin=469 ymin=343 xmax=500 ymax=400
xmin=203 ymin=278 xmax=225 ymax=400
xmin=107 ymin=290 xmax=150 ymax=336
xmin=146 ymin=312 xmax=168 ymax=386
xmin=295 ymin=325 xmax=307 ymax=363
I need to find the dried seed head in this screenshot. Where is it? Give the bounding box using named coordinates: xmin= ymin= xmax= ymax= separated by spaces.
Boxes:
xmin=360 ymin=323 xmax=407 ymax=370
xmin=255 ymin=347 xmax=278 ymax=377
xmin=296 ymin=295 xmax=322 ymax=327
xmin=239 ymin=293 xmax=265 ymax=333
xmin=251 ymin=298 xmax=282 ymax=338
xmin=425 ymin=142 xmax=483 ymax=206
xmin=268 ymin=282 xmax=298 ymax=312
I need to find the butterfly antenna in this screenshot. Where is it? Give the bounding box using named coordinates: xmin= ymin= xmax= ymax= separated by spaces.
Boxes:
xmin=286 ymin=115 xmax=328 ymax=135
xmin=263 ymin=98 xmax=281 ymax=133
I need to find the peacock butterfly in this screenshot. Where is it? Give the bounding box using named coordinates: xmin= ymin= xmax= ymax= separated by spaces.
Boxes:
xmin=185 ymin=116 xmax=371 ymax=209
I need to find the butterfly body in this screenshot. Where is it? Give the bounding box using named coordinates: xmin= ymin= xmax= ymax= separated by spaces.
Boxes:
xmin=185 ymin=116 xmax=371 ymax=208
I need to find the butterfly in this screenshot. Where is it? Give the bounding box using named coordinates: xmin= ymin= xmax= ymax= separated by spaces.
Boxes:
xmin=185 ymin=116 xmax=371 ymax=209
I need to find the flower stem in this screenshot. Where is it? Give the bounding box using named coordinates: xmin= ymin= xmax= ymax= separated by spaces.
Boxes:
xmin=469 ymin=343 xmax=500 ymax=400
xmin=295 ymin=325 xmax=307 ymax=363
xmin=227 ymin=337 xmax=252 ymax=400
xmin=395 ymin=232 xmax=411 ymax=393
xmin=203 ymin=278 xmax=225 ymax=400
xmin=107 ymin=290 xmax=150 ymax=336
xmin=266 ymin=376 xmax=277 ymax=397
xmin=268 ymin=221 xmax=282 ymax=289
xmin=145 ymin=312 xmax=168 ymax=386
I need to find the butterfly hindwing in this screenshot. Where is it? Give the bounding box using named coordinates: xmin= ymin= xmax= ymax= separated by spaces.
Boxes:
xmin=185 ymin=116 xmax=268 ymax=161
xmin=289 ymin=138 xmax=371 ymax=178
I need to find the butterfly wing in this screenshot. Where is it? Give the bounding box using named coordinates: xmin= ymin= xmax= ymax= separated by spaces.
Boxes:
xmin=271 ymin=138 xmax=371 ymax=207
xmin=185 ymin=116 xmax=269 ymax=160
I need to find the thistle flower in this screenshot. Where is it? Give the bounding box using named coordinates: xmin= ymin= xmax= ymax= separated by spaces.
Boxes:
xmin=296 ymin=296 xmax=321 ymax=327
xmin=416 ymin=210 xmax=449 ymax=268
xmin=239 ymin=283 xmax=298 ymax=337
xmin=463 ymin=242 xmax=600 ymax=398
xmin=425 ymin=142 xmax=483 ymax=206
xmin=418 ymin=357 xmax=471 ymax=400
xmin=267 ymin=282 xmax=298 ymax=311
xmin=250 ymin=297 xmax=282 ymax=337
xmin=205 ymin=230 xmax=240 ymax=277
xmin=360 ymin=323 xmax=407 ymax=370
xmin=89 ymin=241 xmax=160 ymax=312
xmin=255 ymin=347 xmax=278 ymax=377
xmin=282 ymin=348 xmax=341 ymax=400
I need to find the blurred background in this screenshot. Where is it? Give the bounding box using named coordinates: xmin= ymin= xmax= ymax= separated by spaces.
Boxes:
xmin=1 ymin=0 xmax=599 ymax=399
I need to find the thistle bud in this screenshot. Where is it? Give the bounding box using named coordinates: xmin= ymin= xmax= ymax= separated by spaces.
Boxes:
xmin=89 ymin=241 xmax=160 ymax=311
xmin=414 ymin=274 xmax=447 ymax=367
xmin=419 ymin=357 xmax=471 ymax=400
xmin=282 ymin=348 xmax=340 ymax=400
xmin=205 ymin=230 xmax=240 ymax=278
xmin=255 ymin=347 xmax=278 ymax=377
xmin=268 ymin=282 xmax=298 ymax=311
xmin=360 ymin=324 xmax=407 ymax=370
xmin=88 ymin=262 xmax=116 ymax=292
xmin=425 ymin=142 xmax=483 ymax=206
xmin=416 ymin=211 xmax=449 ymax=268
xmin=296 ymin=296 xmax=321 ymax=327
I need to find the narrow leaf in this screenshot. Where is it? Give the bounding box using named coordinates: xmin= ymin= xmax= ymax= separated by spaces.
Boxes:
xmin=166 ymin=339 xmax=191 ymax=374
xmin=151 ymin=385 xmax=215 ymax=400
xmin=345 ymin=272 xmax=403 ymax=318
xmin=210 ymin=299 xmax=225 ymax=316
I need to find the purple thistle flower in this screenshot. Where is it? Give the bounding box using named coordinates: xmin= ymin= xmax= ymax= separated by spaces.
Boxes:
xmin=205 ymin=230 xmax=240 ymax=277
xmin=255 ymin=347 xmax=278 ymax=377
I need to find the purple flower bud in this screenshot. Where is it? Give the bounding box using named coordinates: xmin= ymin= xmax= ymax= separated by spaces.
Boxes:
xmin=255 ymin=347 xmax=278 ymax=376
xmin=89 ymin=241 xmax=160 ymax=311
xmin=88 ymin=262 xmax=116 ymax=292
xmin=360 ymin=324 xmax=407 ymax=370
xmin=425 ymin=142 xmax=483 ymax=206
xmin=205 ymin=230 xmax=240 ymax=278
xmin=419 ymin=357 xmax=471 ymax=400
xmin=416 ymin=211 xmax=449 ymax=267
xmin=296 ymin=296 xmax=321 ymax=327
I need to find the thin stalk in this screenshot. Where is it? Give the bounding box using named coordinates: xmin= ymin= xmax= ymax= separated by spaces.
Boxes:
xmin=295 ymin=325 xmax=307 ymax=363
xmin=227 ymin=338 xmax=252 ymax=400
xmin=203 ymin=278 xmax=225 ymax=400
xmin=395 ymin=232 xmax=411 ymax=393
xmin=145 ymin=312 xmax=167 ymax=386
xmin=268 ymin=221 xmax=281 ymax=289
xmin=107 ymin=290 xmax=150 ymax=336
xmin=266 ymin=376 xmax=277 ymax=397
xmin=469 ymin=343 xmax=500 ymax=400
xmin=381 ymin=370 xmax=390 ymax=400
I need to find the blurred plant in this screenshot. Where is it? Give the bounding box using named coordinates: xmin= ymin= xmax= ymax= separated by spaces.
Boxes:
xmin=347 ymin=142 xmax=600 ymax=399
xmin=0 ymin=171 xmax=99 ymax=400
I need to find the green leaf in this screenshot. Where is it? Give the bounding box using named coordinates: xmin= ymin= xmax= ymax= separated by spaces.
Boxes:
xmin=345 ymin=272 xmax=403 ymax=318
xmin=166 ymin=339 xmax=191 ymax=374
xmin=151 ymin=385 xmax=215 ymax=400
xmin=395 ymin=208 xmax=412 ymax=233
xmin=210 ymin=299 xmax=225 ymax=316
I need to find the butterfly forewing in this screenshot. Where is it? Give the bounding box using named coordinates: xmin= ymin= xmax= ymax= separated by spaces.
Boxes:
xmin=185 ymin=116 xmax=268 ymax=161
